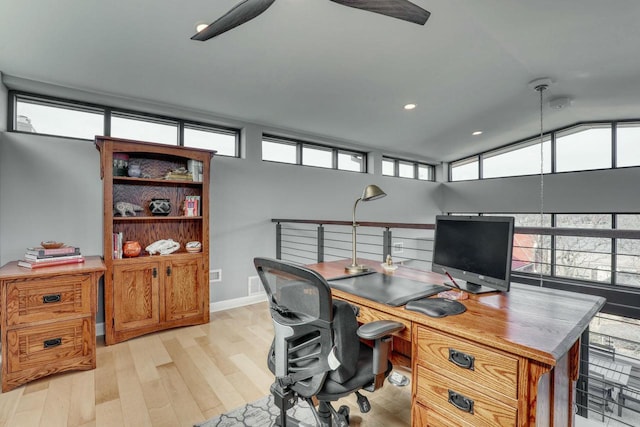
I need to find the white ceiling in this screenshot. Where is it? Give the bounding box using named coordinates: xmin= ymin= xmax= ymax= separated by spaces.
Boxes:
xmin=1 ymin=0 xmax=639 ymax=162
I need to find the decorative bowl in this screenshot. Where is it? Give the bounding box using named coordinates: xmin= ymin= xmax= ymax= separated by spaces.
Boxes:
xmin=41 ymin=241 xmax=64 ymax=249
xmin=186 ymin=241 xmax=202 ymax=253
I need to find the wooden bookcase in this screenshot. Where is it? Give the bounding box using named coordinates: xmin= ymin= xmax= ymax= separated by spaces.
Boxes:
xmin=96 ymin=137 xmax=214 ymax=345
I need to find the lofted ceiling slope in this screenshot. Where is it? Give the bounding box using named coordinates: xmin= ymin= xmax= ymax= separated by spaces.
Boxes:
xmin=1 ymin=0 xmax=639 ymax=162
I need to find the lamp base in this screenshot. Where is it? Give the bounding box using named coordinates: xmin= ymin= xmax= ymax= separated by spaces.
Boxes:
xmin=345 ymin=264 xmax=370 ymax=274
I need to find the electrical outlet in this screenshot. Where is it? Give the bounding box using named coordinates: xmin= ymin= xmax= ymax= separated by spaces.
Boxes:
xmin=393 ymin=242 xmax=404 ymax=254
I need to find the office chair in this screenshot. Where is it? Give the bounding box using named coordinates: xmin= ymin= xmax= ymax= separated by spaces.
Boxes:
xmin=254 ymin=257 xmax=404 ymax=427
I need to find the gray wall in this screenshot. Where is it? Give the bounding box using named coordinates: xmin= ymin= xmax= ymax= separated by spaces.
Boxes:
xmin=0 ymin=74 xmax=8 ymax=263
xmin=442 ymin=167 xmax=640 ymax=214
xmin=0 ymin=82 xmax=444 ymax=313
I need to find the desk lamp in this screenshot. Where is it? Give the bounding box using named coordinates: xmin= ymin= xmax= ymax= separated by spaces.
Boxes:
xmin=346 ymin=184 xmax=386 ymax=274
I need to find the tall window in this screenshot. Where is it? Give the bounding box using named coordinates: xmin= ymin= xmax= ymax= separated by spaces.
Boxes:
xmin=261 ymin=135 xmax=366 ymax=172
xmin=616 ymin=214 xmax=640 ymax=287
xmin=554 ymin=214 xmax=612 ymax=282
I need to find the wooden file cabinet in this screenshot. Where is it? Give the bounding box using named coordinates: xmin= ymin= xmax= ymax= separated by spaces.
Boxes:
xmin=0 ymin=257 xmax=105 ymax=392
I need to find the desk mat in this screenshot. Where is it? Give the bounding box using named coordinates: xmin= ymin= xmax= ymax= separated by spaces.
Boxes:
xmin=328 ymin=272 xmax=448 ymax=306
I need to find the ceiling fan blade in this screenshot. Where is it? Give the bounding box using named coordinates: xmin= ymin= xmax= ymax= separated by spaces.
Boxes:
xmin=191 ymin=0 xmax=276 ymax=41
xmin=329 ymin=0 xmax=430 ymax=25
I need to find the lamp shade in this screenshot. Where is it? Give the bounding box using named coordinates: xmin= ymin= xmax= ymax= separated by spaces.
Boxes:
xmin=361 ymin=184 xmax=386 ymax=202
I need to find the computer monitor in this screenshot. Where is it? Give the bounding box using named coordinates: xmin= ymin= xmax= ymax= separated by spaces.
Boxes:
xmin=431 ymin=215 xmax=515 ymax=294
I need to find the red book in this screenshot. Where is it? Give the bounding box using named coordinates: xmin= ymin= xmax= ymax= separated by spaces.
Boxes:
xmin=18 ymin=256 xmax=86 ymax=269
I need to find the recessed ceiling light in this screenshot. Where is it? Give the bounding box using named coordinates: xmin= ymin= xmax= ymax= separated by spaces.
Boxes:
xmin=472 ymin=131 xmax=483 ymax=136
xmin=404 ymin=103 xmax=416 ymax=110
xmin=195 ymin=22 xmax=209 ymax=33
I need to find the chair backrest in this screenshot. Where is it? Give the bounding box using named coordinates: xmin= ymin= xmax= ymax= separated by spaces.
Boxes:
xmin=254 ymin=257 xmax=361 ymax=398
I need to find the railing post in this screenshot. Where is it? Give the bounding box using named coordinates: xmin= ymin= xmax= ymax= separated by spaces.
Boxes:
xmin=383 ymin=228 xmax=392 ymax=262
xmin=317 ymin=225 xmax=324 ymax=263
xmin=576 ymin=327 xmax=589 ymax=417
xmin=276 ymin=222 xmax=282 ymax=260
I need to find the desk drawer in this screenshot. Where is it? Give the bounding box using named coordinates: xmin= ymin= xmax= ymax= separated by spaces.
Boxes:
xmin=6 ymin=317 xmax=94 ymax=373
xmin=5 ymin=275 xmax=92 ymax=326
xmin=415 ymin=365 xmax=517 ymax=427
xmin=415 ymin=326 xmax=518 ymax=401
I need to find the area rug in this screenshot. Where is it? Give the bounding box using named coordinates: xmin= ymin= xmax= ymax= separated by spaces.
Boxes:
xmin=195 ymin=394 xmax=316 ymax=427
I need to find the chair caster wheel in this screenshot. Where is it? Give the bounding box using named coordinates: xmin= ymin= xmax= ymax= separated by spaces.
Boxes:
xmin=337 ymin=405 xmax=350 ymax=426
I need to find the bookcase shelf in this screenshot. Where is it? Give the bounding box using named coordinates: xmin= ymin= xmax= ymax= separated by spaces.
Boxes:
xmin=113 ymin=216 xmax=203 ymax=221
xmin=96 ymin=137 xmax=214 ymax=345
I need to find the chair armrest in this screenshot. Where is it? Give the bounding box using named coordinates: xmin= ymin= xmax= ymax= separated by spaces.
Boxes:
xmin=357 ymin=320 xmax=404 ymax=340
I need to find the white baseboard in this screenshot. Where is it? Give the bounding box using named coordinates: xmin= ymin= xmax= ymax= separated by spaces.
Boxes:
xmin=97 ymin=322 xmax=105 ymax=337
xmin=211 ymin=294 xmax=267 ymax=312
xmin=95 ymin=294 xmax=267 ymax=337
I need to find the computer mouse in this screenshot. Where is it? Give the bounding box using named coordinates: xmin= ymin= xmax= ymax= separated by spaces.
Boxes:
xmin=405 ymin=298 xmax=466 ymax=318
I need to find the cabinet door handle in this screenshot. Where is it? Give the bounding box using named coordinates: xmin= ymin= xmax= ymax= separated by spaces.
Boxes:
xmin=449 ymin=348 xmax=475 ymax=371
xmin=43 ymin=338 xmax=62 ymax=349
xmin=448 ymin=390 xmax=474 ymax=414
xmin=42 ymin=294 xmax=62 ymax=304
xmin=166 ymin=266 xmax=171 ymax=276
xmin=153 ymin=268 xmax=157 ymax=278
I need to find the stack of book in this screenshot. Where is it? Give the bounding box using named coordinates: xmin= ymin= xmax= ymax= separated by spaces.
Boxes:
xmin=18 ymin=246 xmax=84 ymax=269
xmin=113 ymin=232 xmax=123 ymax=259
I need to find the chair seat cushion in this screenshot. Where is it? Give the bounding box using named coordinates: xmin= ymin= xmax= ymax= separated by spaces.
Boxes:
xmin=316 ymin=342 xmax=391 ymax=401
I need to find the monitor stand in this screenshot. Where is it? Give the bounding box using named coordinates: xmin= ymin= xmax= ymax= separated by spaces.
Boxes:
xmin=445 ymin=281 xmax=500 ymax=294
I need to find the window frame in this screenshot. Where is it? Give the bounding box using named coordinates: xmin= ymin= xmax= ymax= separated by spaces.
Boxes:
xmin=8 ymin=91 xmax=241 ymax=157
xmin=261 ymin=134 xmax=367 ymax=173
xmin=449 ymin=119 xmax=640 ymax=182
xmin=382 ymin=155 xmax=435 ymax=181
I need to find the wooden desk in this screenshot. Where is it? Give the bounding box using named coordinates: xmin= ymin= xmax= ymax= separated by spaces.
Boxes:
xmin=0 ymin=256 xmax=105 ymax=392
xmin=307 ymin=259 xmax=606 ymax=427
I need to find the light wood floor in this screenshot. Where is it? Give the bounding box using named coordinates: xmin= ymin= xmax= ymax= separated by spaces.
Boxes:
xmin=0 ymin=302 xmax=411 ymax=427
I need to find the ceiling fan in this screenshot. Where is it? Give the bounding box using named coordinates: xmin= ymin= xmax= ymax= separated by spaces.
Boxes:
xmin=191 ymin=0 xmax=431 ymax=41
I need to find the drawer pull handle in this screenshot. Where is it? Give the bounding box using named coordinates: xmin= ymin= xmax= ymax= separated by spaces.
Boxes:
xmin=166 ymin=266 xmax=172 ymax=276
xmin=449 ymin=348 xmax=475 ymax=371
xmin=153 ymin=268 xmax=158 ymax=278
xmin=43 ymin=294 xmax=62 ymax=304
xmin=448 ymin=390 xmax=474 ymax=414
xmin=43 ymin=338 xmax=62 ymax=349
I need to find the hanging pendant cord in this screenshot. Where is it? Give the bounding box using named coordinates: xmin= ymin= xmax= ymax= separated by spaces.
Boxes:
xmin=536 ymin=83 xmax=547 ymax=287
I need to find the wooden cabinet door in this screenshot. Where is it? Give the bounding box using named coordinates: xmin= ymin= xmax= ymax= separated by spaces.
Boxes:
xmin=113 ymin=262 xmax=161 ymax=332
xmin=164 ymin=257 xmax=205 ymax=322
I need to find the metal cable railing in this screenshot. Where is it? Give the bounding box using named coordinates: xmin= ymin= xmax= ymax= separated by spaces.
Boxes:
xmin=272 ymin=218 xmax=640 ymax=424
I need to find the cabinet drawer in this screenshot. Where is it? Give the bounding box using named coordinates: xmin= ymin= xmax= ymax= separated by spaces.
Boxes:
xmin=415 ymin=365 xmax=516 ymax=427
xmin=355 ymin=304 xmax=411 ymax=341
xmin=412 ymin=401 xmax=473 ymax=427
xmin=5 ymin=275 xmax=92 ymax=326
xmin=415 ymin=326 xmax=518 ymax=401
xmin=6 ymin=318 xmax=93 ymax=373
